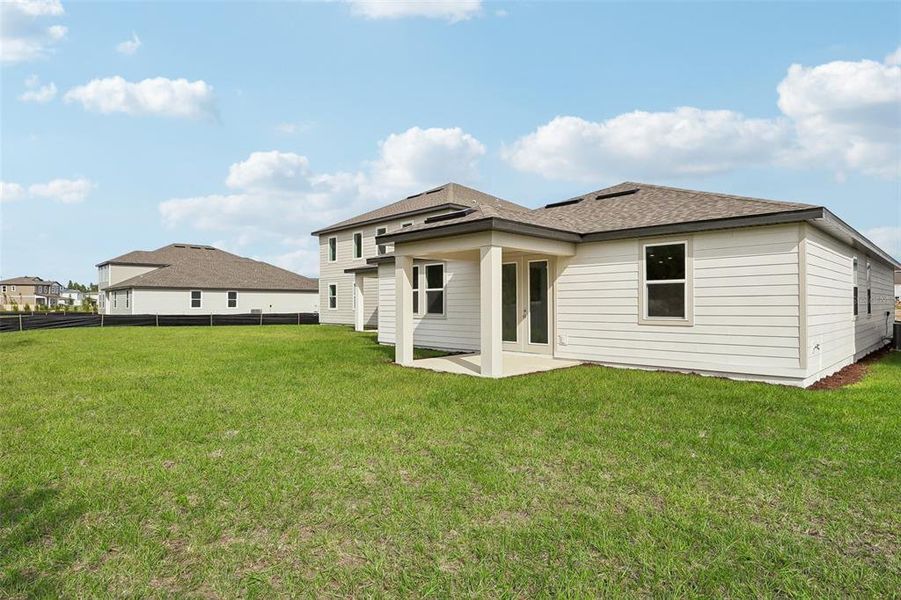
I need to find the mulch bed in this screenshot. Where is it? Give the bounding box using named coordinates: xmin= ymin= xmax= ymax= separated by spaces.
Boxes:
xmin=808 ymin=345 xmax=894 ymax=390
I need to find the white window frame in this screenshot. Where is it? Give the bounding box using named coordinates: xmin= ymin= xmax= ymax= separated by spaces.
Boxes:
xmin=328 ymin=236 xmax=337 ymax=262
xmin=10 ymin=285 xmax=15 ymax=291
xmin=852 ymin=256 xmax=859 ymax=319
xmin=125 ymin=290 xmax=130 ymax=309
xmin=866 ymin=259 xmax=871 ymax=316
xmin=638 ymin=238 xmax=693 ymax=326
xmin=328 ymin=284 xmax=337 ymax=310
xmin=190 ymin=290 xmax=202 ymax=309
xmin=353 ymin=231 xmax=363 ymax=259
xmin=401 ymin=221 xmax=413 ymax=229
xmin=227 ymin=290 xmax=238 ymax=308
xmin=412 ymin=266 xmax=420 ymax=315
xmin=423 ymin=262 xmax=446 ymax=317
xmin=376 ymin=227 xmax=387 ymax=255
xmin=1 ymin=285 xmax=5 ymax=293
xmin=113 ymin=292 xmax=118 ymax=309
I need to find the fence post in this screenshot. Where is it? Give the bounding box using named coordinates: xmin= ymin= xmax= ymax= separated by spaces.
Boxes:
xmin=260 ymin=312 xmax=263 ymax=326
xmin=101 ymin=313 xmax=104 ymax=327
xmin=19 ymin=314 xmax=23 ymax=332
xmin=156 ymin=313 xmax=159 ymax=327
xmin=297 ymin=312 xmax=300 ymax=325
xmin=210 ymin=314 xmax=213 ymax=327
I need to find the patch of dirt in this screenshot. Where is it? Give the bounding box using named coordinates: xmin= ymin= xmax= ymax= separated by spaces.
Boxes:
xmin=808 ymin=346 xmax=893 ymax=390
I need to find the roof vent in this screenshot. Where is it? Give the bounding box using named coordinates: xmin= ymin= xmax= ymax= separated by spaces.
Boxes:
xmin=426 ymin=187 xmax=444 ymax=195
xmin=174 ymin=244 xmax=186 ymax=248
xmin=544 ymin=197 xmax=583 ymax=209
xmin=595 ymin=189 xmax=639 ymax=201
xmin=424 ymin=208 xmax=476 ymax=223
xmin=405 ymin=192 xmax=424 ymax=199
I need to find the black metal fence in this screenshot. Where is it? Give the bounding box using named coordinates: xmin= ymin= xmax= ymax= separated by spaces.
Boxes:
xmin=0 ymin=312 xmax=319 ymax=332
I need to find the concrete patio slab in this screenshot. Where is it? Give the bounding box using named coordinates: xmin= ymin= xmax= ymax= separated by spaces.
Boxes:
xmin=410 ymin=351 xmax=582 ymax=378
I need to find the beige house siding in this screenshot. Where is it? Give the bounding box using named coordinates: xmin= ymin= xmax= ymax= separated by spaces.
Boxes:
xmin=318 ymin=209 xmax=456 ymax=326
xmin=377 ymin=259 xmax=481 ymax=351
xmin=554 ymin=224 xmax=805 ymax=382
xmin=803 ymin=226 xmax=894 ymax=384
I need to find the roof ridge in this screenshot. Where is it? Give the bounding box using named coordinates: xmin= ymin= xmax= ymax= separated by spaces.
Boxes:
xmin=620 ymin=181 xmax=818 ymax=208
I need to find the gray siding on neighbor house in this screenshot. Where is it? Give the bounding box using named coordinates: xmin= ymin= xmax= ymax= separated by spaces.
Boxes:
xmin=554 ymin=224 xmax=805 ymax=382
xmin=378 ymin=258 xmax=481 ymax=351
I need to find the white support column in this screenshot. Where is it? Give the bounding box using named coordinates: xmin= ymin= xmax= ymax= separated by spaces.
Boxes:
xmin=353 ymin=273 xmax=365 ymax=332
xmin=480 ymin=245 xmax=503 ymax=377
xmin=395 ymin=255 xmax=414 ymax=366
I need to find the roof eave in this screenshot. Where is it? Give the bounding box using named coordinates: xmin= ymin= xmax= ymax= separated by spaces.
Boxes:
xmin=310 ymin=202 xmax=471 ymax=236
xmin=812 ymin=208 xmax=901 ymax=269
xmin=580 ymin=207 xmax=827 ymax=243
xmin=377 ymin=217 xmax=581 ymax=245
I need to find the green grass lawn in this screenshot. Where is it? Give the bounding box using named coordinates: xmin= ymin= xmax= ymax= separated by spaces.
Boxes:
xmin=1 ymin=326 xmax=899 ymax=598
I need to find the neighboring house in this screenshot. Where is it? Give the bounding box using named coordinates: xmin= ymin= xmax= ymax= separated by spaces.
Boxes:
xmin=0 ymin=277 xmax=63 ymax=308
xmin=60 ymin=288 xmax=84 ymax=306
xmin=314 ymin=181 xmax=899 ymax=387
xmin=96 ymin=243 xmax=319 ymax=315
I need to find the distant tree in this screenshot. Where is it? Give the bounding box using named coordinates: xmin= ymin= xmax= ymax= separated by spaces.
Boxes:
xmin=23 ymin=303 xmax=31 ymax=312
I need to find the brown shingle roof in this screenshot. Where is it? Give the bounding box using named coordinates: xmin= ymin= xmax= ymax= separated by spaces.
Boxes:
xmin=103 ymin=244 xmax=318 ymax=291
xmin=384 ymin=181 xmax=819 ymax=239
xmin=310 ymin=182 xmax=529 ymax=235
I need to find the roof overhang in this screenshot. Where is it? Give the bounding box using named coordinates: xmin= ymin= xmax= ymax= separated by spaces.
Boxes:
xmin=344 ymin=265 xmax=379 ymax=274
xmin=377 ymin=217 xmax=581 ymax=245
xmin=105 ymin=284 xmax=319 ymax=292
xmin=95 ymin=260 xmax=168 ymax=268
xmin=310 ymin=203 xmax=470 ymax=236
xmin=811 ymin=209 xmax=900 ymax=269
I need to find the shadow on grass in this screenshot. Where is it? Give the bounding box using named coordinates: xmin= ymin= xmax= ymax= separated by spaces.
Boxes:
xmin=0 ymin=486 xmax=84 ymax=597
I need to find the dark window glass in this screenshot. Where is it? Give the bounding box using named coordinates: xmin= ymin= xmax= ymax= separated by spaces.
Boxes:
xmin=645 ymin=244 xmax=685 ymax=280
xmin=867 ymin=288 xmax=871 ymax=315
xmin=228 ymin=291 xmax=237 ymax=308
xmin=853 ymin=286 xmax=858 ymax=316
xmin=353 ymin=233 xmax=362 ymax=258
xmin=529 ymin=261 xmax=548 ymax=344
xmin=426 ymin=291 xmax=444 ymax=315
xmin=328 ymin=284 xmax=337 ymax=309
xmin=647 ymin=283 xmax=685 ymax=318
xmin=426 ymin=264 xmax=443 ymax=289
xmin=412 ymin=266 xmax=419 ymax=314
xmin=376 ymin=227 xmax=387 ymax=255
xmin=191 ymin=290 xmax=201 ymax=308
xmin=502 ymin=263 xmax=517 ymax=342
xmin=328 ymin=237 xmax=336 ymax=261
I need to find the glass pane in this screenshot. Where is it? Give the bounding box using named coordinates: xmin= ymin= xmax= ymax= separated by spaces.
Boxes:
xmin=645 ymin=244 xmax=685 ymax=280
xmin=647 ymin=283 xmax=685 ymax=318
xmin=413 ymin=291 xmax=419 ymax=313
xmin=426 ymin=290 xmax=443 ymax=314
xmin=529 ymin=262 xmax=548 ymax=344
xmin=502 ymin=263 xmax=517 ymax=342
xmin=426 ymin=264 xmax=443 ymax=289
xmin=412 ymin=266 xmax=419 ymax=290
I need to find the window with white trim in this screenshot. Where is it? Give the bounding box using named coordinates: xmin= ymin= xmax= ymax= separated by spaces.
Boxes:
xmin=125 ymin=290 xmax=130 ymax=309
xmin=328 ymin=237 xmax=337 ymax=262
xmin=852 ymin=257 xmax=859 ymax=317
xmin=191 ymin=290 xmax=202 ymax=308
xmin=376 ymin=227 xmax=387 ymax=255
xmin=643 ymin=241 xmax=687 ymax=319
xmin=424 ymin=263 xmax=445 ymax=316
xmin=328 ymin=284 xmax=337 ymax=309
xmin=412 ymin=266 xmax=420 ymax=314
xmin=227 ymin=291 xmax=238 ymax=308
xmin=353 ymin=232 xmax=363 ymax=259
xmin=401 ymin=222 xmax=413 ymax=229
xmin=113 ymin=293 xmax=118 ymax=309
xmin=866 ymin=259 xmax=871 ymax=315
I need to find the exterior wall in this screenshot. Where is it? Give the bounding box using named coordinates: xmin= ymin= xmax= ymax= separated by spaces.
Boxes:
xmin=107 ymin=264 xmax=157 ymax=287
xmin=377 ymin=259 xmax=481 ymax=351
xmin=318 ymin=209 xmax=457 ymax=326
xmin=555 ymin=224 xmax=807 ymax=384
xmin=803 ymin=225 xmax=894 ymax=384
xmin=127 ymin=289 xmax=319 ymax=315
xmin=108 ymin=289 xmax=133 ymax=314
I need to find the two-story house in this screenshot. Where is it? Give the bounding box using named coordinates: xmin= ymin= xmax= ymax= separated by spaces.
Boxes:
xmin=0 ymin=277 xmax=63 ymax=308
xmin=311 ymin=183 xmax=528 ymax=330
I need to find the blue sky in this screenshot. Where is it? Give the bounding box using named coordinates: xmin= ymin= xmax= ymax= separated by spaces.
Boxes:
xmin=2 ymin=0 xmax=899 ymax=283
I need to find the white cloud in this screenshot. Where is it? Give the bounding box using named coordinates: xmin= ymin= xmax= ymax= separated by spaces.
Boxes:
xmin=275 ymin=121 xmax=314 ymax=135
xmin=347 ymin=0 xmax=481 ymax=22
xmin=503 ymin=109 xmax=789 ymax=181
xmin=159 ymin=126 xmax=487 ymax=275
xmin=27 ymin=177 xmax=95 ymax=203
xmin=64 ymin=76 xmax=217 ymax=119
xmin=1 ymin=0 xmax=67 ymax=64
xmin=18 ymin=74 xmax=57 ymax=103
xmin=777 ymin=56 xmax=900 ymax=179
xmin=225 ymin=151 xmax=312 ymax=191
xmin=885 ymin=47 xmax=901 ymax=66
xmin=363 ymin=126 xmax=486 ymax=198
xmin=864 ymin=226 xmax=901 ymax=261
xmin=0 ymin=181 xmax=26 ymax=203
xmin=1 ymin=177 xmax=94 ymax=203
xmin=505 ymin=50 xmax=901 ymax=182
xmin=116 ymin=32 xmax=141 ymax=55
